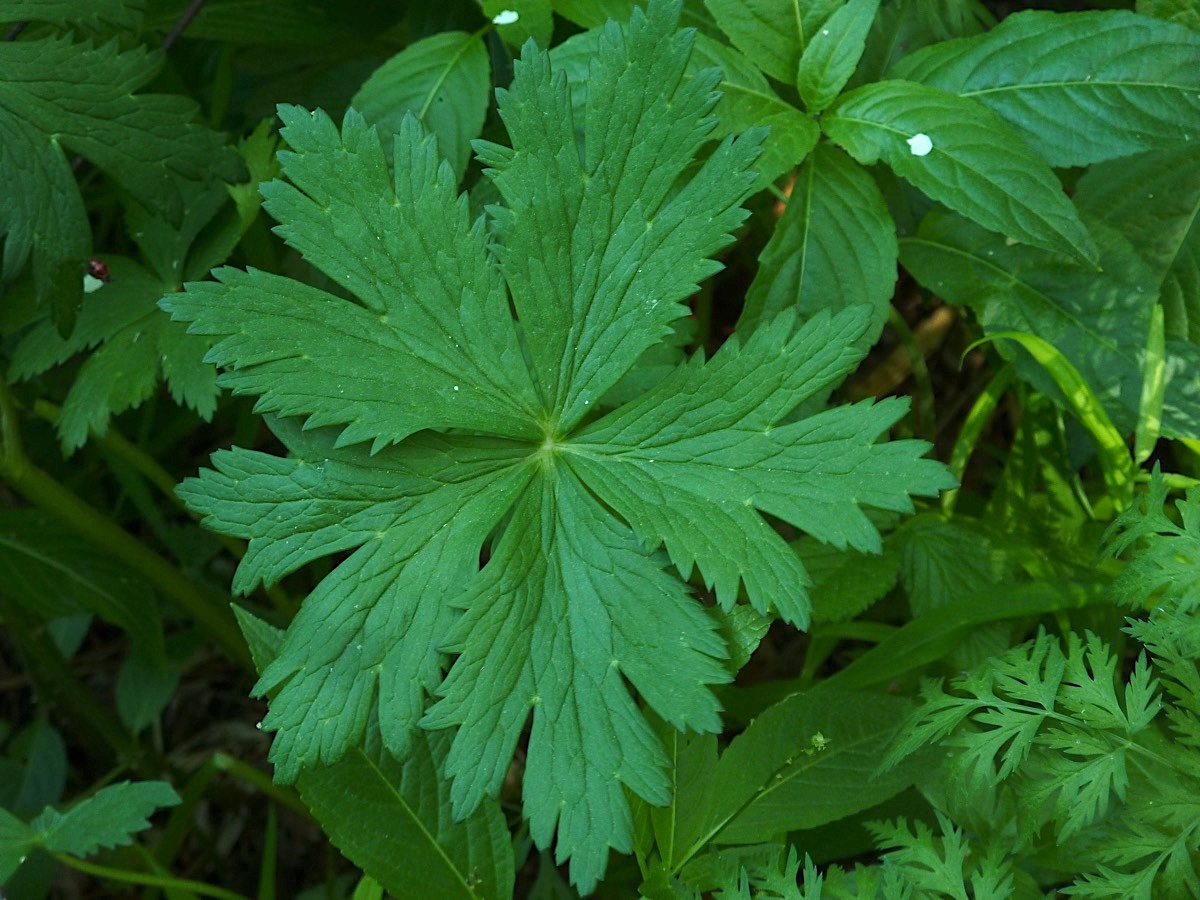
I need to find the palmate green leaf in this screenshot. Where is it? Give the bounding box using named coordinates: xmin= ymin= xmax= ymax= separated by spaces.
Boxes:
xmin=704 ymin=0 xmax=841 ymax=85
xmin=823 ymin=81 xmax=1098 ymax=265
xmin=479 ymin=4 xmax=764 ymax=427
xmin=892 ymin=9 xmax=1200 ymax=168
xmin=351 ymin=30 xmax=491 ymax=182
xmin=10 ymin=258 xmax=218 ymax=453
xmin=739 ymin=141 xmax=896 ymax=342
xmin=424 ymin=468 xmax=730 ymax=886
xmin=571 ymin=308 xmax=953 ymax=628
xmin=168 ymin=2 xmax=951 ymax=889
xmin=167 ymin=108 xmax=543 ymax=450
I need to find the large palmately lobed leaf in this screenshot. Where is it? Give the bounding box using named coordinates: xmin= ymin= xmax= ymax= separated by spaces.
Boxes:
xmin=163 ymin=0 xmax=952 ymax=889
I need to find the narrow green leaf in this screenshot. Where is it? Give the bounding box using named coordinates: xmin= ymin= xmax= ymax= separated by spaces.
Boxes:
xmin=351 ymin=30 xmax=491 ymax=181
xmin=899 ymin=209 xmax=1156 ymax=436
xmin=1135 ymin=306 xmax=1167 ymax=466
xmin=704 ymin=0 xmax=841 ymax=84
xmin=973 ymin=331 xmax=1135 ymax=505
xmin=740 ymin=141 xmax=896 ymax=343
xmin=795 ymin=0 xmax=881 ymax=113
xmin=0 ymin=510 xmax=163 ymax=661
xmin=824 ymin=80 xmax=1099 ymax=264
xmin=820 ymin=579 xmax=1108 ymax=694
xmin=892 ymin=9 xmax=1200 ymax=167
xmin=298 ymin=734 xmax=513 ymax=900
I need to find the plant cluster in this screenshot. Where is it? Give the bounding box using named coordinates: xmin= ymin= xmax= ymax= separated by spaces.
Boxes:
xmin=1 ymin=0 xmax=1198 ymax=897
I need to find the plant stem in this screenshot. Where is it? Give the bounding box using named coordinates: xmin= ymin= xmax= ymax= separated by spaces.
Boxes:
xmin=0 ymin=379 xmax=253 ymax=671
xmin=0 ymin=597 xmax=153 ymax=771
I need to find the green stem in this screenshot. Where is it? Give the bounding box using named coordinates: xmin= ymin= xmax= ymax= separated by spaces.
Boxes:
xmin=0 ymin=597 xmax=152 ymax=771
xmin=54 ymin=854 xmax=251 ymax=900
xmin=0 ymin=379 xmax=252 ymax=671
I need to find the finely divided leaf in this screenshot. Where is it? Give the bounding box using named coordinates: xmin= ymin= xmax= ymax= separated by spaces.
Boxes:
xmin=479 ymin=0 xmax=764 ymax=428
xmin=892 ymin=9 xmax=1200 ymax=168
xmin=351 ymin=31 xmax=491 ymax=181
xmin=824 ymin=80 xmax=1099 ymax=264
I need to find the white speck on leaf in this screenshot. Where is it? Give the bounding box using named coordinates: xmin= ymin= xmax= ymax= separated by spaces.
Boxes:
xmin=907 ymin=133 xmax=933 ymax=157
xmin=492 ymin=9 xmax=519 ymax=24
xmin=453 ymin=385 xmax=460 ymax=391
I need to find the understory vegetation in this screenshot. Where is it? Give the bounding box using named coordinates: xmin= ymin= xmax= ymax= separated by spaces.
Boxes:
xmin=1 ymin=0 xmax=1199 ymax=897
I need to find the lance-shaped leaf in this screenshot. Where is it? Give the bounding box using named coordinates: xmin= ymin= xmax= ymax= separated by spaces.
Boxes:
xmin=351 ymin=30 xmax=491 ymax=181
xmin=823 ymin=80 xmax=1098 ymax=265
xmin=796 ymin=0 xmax=881 ymax=113
xmin=891 ymin=9 xmax=1200 ymax=168
xmin=704 ymin=0 xmax=842 ymax=85
xmin=739 ymin=141 xmax=896 ymax=343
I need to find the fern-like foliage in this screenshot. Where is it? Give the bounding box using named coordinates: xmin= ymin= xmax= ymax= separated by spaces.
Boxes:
xmin=877 ymin=471 xmax=1200 ymax=896
xmin=163 ymin=0 xmax=951 ymax=888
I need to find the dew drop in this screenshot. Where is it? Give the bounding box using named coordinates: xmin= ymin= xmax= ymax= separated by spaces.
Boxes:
xmin=493 ymin=9 xmax=519 ymax=24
